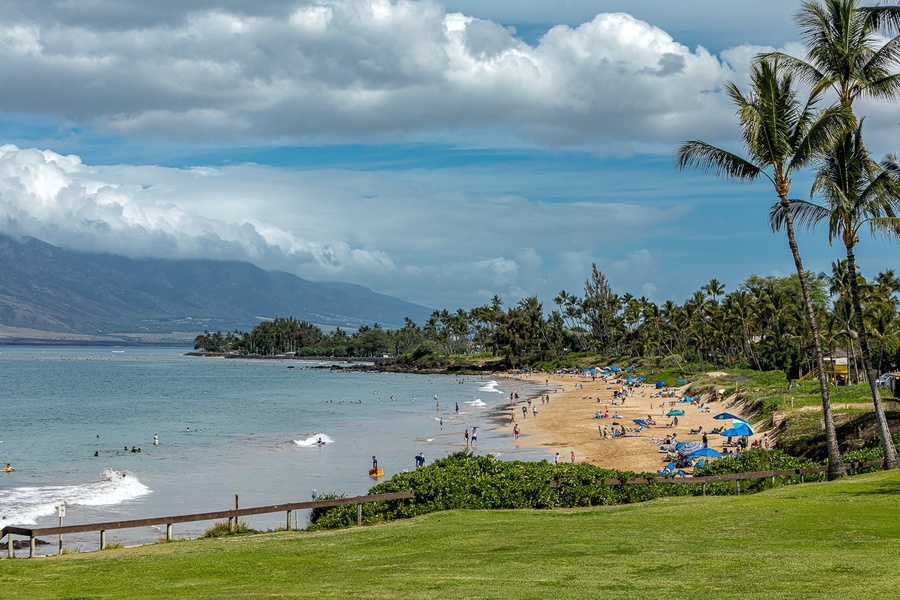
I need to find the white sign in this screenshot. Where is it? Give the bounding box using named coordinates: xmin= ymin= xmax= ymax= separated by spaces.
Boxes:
xmin=58 ymin=505 xmax=66 ymax=518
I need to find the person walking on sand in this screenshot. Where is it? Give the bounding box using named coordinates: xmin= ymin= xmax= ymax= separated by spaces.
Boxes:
xmin=571 ymin=450 xmax=576 ymax=463
xmin=513 ymin=423 xmax=520 ymax=440
xmin=522 ymin=405 xmax=527 ymax=418
xmin=464 ymin=428 xmax=470 ymax=448
xmin=471 ymin=427 xmax=477 ymax=448
xmin=554 ymin=453 xmax=560 ymax=465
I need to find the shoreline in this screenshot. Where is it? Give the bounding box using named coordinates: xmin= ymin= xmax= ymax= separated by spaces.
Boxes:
xmin=494 ymin=371 xmax=756 ymax=473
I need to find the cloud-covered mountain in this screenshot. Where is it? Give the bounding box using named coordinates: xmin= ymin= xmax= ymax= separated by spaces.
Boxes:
xmin=0 ymin=234 xmax=434 ymax=337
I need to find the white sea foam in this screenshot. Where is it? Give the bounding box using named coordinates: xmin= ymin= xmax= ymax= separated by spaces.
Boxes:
xmin=478 ymin=380 xmax=505 ymax=394
xmin=466 ymin=399 xmax=487 ymax=407
xmin=293 ymin=433 xmax=334 ymax=447
xmin=0 ymin=472 xmax=151 ymax=526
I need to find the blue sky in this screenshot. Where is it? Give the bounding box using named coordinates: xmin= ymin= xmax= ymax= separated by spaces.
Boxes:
xmin=0 ymin=0 xmax=897 ymax=315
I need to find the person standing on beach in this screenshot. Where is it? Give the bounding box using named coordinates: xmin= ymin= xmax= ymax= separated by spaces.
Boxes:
xmin=464 ymin=428 xmax=470 ymax=448
xmin=455 ymin=402 xmax=459 ymax=414
xmin=471 ymin=427 xmax=477 ymax=448
xmin=571 ymin=451 xmax=576 ymax=463
xmin=554 ymin=453 xmax=560 ymax=465
xmin=522 ymin=405 xmax=527 ymax=418
xmin=513 ymin=424 xmax=520 ymax=440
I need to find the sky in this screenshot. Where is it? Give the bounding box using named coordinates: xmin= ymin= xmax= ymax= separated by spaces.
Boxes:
xmin=0 ymin=0 xmax=898 ymax=315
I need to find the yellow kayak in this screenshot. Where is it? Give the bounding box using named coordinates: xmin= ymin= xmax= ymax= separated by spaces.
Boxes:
xmin=368 ymin=468 xmax=384 ymax=477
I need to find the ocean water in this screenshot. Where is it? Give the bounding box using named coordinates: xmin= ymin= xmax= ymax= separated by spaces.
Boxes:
xmin=0 ymin=347 xmax=546 ymax=553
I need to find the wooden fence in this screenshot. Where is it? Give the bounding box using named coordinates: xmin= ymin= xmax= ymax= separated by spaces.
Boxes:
xmin=1 ymin=491 xmax=414 ymax=559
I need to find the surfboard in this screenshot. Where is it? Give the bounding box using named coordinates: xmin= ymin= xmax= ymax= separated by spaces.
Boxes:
xmin=368 ymin=468 xmax=383 ymax=477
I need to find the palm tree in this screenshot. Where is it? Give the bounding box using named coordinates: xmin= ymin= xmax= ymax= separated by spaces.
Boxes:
xmin=767 ymin=0 xmax=900 ymax=109
xmin=676 ymin=58 xmax=851 ymax=478
xmin=772 ymin=125 xmax=900 ymax=468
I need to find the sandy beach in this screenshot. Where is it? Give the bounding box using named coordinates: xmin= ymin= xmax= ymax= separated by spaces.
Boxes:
xmin=496 ymin=371 xmax=756 ymax=474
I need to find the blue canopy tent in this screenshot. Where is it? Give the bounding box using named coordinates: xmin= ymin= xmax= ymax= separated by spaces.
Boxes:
xmin=609 ymin=365 xmax=619 ymax=373
xmin=655 ymin=381 xmax=666 ymax=389
xmin=625 ymin=376 xmax=634 ymax=383
xmin=676 ymin=378 xmax=688 ymax=384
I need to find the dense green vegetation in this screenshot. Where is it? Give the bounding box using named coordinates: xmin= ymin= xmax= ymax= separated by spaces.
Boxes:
xmin=195 ymin=266 xmax=900 ymax=378
xmin=306 ymin=451 xmax=828 ymax=530
xmin=4 ymin=470 xmax=898 ymax=599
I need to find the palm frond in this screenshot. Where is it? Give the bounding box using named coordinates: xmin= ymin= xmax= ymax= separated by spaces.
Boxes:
xmin=769 ymin=198 xmax=830 ymax=233
xmin=674 ymin=141 xmax=761 ymax=181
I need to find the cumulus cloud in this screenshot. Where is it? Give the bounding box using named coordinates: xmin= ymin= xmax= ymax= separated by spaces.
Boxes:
xmin=0 ymin=0 xmax=743 ymax=149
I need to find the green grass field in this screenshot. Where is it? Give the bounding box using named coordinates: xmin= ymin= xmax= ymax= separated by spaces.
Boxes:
xmin=4 ymin=470 xmax=898 ymax=599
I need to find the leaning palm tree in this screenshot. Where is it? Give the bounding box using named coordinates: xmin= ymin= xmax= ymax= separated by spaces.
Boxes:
xmin=771 ymin=124 xmax=900 ymax=468
xmin=676 ymin=58 xmax=851 ymax=478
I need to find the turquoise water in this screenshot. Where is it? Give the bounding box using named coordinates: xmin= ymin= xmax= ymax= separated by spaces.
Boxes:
xmin=0 ymin=347 xmax=545 ymax=551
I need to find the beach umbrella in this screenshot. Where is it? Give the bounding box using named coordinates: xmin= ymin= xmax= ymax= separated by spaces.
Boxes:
xmin=677 ymin=441 xmax=704 ymax=456
xmin=676 ymin=378 xmax=688 ymax=384
xmin=689 ymin=447 xmax=724 ymax=458
xmin=609 ymin=365 xmax=619 ymax=372
xmin=713 ymin=412 xmax=744 ymax=421
xmin=633 ymin=419 xmax=651 ymax=428
xmin=655 ymin=381 xmax=666 ymax=389
xmin=626 ymin=366 xmax=634 ymax=371
xmin=636 ymin=377 xmax=646 ymax=381
xmin=719 ymin=422 xmax=753 ymax=437
xmin=625 ymin=376 xmax=634 ymax=383
xmin=666 ymin=409 xmax=685 ymax=417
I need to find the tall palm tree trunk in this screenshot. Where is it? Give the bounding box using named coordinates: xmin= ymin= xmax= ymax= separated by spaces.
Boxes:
xmin=780 ymin=193 xmax=846 ymax=478
xmin=846 ymin=245 xmax=900 ymax=469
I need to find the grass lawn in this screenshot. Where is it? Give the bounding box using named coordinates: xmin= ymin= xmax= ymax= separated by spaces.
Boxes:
xmin=3 ymin=470 xmax=898 ymax=599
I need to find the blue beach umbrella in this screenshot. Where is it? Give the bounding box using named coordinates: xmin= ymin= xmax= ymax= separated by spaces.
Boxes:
xmin=719 ymin=423 xmax=753 ymax=437
xmin=633 ymin=419 xmax=651 ymax=428
xmin=625 ymin=376 xmax=634 ymax=383
xmin=713 ymin=412 xmax=744 ymax=421
xmin=689 ymin=447 xmax=724 ymax=458
xmin=636 ymin=377 xmax=646 ymax=381
xmin=666 ymin=409 xmax=685 ymax=417
xmin=655 ymin=381 xmax=666 ymax=389
xmin=677 ymin=441 xmax=704 ymax=456
xmin=676 ymin=378 xmax=688 ymax=384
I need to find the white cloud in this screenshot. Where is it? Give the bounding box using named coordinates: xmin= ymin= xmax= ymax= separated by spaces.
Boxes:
xmin=0 ymin=1 xmax=744 ymax=149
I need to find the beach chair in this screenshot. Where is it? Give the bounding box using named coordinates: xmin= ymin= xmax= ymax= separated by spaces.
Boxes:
xmin=691 ymin=458 xmax=706 ymax=468
xmin=689 ymin=426 xmax=702 ymax=435
xmin=657 ymin=462 xmax=676 ymax=476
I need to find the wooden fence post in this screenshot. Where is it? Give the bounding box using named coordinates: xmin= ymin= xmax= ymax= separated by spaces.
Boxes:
xmin=735 ymin=480 xmax=740 ymax=496
xmin=286 ymin=510 xmax=292 ymax=531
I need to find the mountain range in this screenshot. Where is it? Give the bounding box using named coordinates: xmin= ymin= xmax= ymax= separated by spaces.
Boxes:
xmin=0 ymin=234 xmax=433 ymax=342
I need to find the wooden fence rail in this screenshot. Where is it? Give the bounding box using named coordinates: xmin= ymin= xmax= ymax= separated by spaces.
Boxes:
xmin=1 ymin=491 xmax=414 ymax=559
